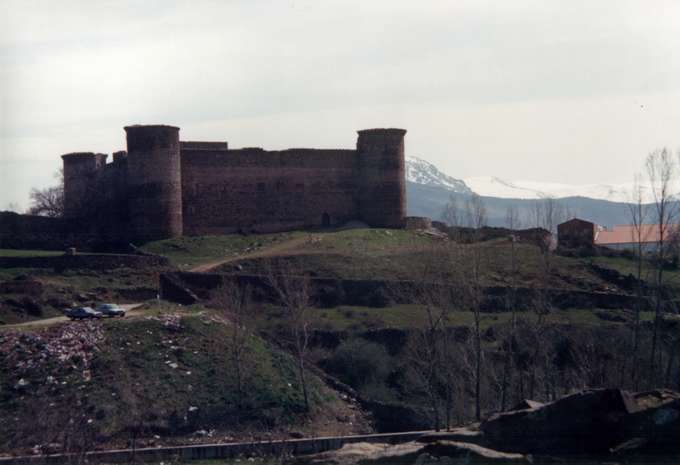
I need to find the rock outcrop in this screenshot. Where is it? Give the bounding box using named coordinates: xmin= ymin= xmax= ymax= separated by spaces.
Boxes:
xmin=301 ymin=388 xmax=680 ymax=464
xmin=481 ymin=388 xmax=680 ymax=455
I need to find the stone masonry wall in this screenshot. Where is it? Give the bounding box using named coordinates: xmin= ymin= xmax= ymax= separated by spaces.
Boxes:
xmin=56 ymin=124 xmax=407 ymax=244
xmin=181 ymin=148 xmax=359 ymax=234
xmin=126 ymin=125 xmax=183 ymax=242
xmin=0 ymin=212 xmax=92 ymax=250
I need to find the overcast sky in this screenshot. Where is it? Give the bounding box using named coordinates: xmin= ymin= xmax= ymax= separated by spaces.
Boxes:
xmin=2 ymin=0 xmax=680 ymax=209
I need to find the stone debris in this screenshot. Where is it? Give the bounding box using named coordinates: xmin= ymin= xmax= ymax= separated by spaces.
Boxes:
xmin=303 ymin=442 xmax=424 ymax=465
xmin=146 ymin=313 xmax=183 ymax=332
xmin=193 ymin=429 xmax=215 ymax=438
xmin=14 ymin=378 xmax=29 ymax=390
xmin=0 ymin=320 xmax=104 ymax=385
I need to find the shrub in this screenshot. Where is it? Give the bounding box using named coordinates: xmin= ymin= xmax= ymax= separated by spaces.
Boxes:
xmin=317 ymin=281 xmax=346 ymax=308
xmin=341 ymin=308 xmax=355 ymax=319
xmin=368 ymin=287 xmax=392 ymax=308
xmin=21 ymin=297 xmax=43 ymax=317
xmin=324 ymin=338 xmax=392 ymax=389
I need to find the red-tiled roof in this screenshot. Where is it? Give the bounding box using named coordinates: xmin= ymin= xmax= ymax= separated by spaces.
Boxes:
xmin=595 ymin=224 xmax=680 ymax=245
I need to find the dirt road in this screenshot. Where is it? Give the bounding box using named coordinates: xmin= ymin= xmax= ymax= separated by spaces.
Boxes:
xmin=2 ymin=303 xmax=144 ymax=330
xmin=189 ymin=235 xmax=316 ymax=273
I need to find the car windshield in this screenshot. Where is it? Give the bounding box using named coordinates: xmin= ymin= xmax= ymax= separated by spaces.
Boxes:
xmin=99 ymin=304 xmax=117 ymax=309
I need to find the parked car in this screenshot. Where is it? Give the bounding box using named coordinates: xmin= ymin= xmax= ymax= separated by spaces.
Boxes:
xmin=95 ymin=303 xmax=126 ymax=317
xmin=64 ymin=307 xmax=103 ymax=320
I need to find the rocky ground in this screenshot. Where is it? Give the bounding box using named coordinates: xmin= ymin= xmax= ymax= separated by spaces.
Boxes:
xmin=294 ymin=388 xmax=680 ymax=464
xmin=0 ymin=310 xmax=373 ymax=457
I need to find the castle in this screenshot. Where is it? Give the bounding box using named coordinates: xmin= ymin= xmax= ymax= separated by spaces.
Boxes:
xmin=61 ymin=124 xmax=407 ymax=243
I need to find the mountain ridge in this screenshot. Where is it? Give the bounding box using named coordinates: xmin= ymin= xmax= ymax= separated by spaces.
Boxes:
xmin=405 ymin=156 xmax=635 ymax=203
xmin=404 ymin=156 xmax=634 ymax=228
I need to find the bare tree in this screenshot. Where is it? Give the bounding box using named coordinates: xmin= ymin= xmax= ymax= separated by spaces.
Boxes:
xmin=215 ymin=280 xmax=254 ymax=415
xmin=465 ymin=193 xmax=487 ymax=230
xmin=399 ymin=241 xmax=459 ymax=430
xmin=28 ymin=168 xmax=64 ymax=217
xmin=499 ymin=205 xmax=521 ymax=410
xmin=28 ymin=186 xmax=64 ymax=217
xmin=626 ymin=173 xmax=648 ymax=389
xmin=535 ymin=197 xmax=565 ymax=271
xmin=505 ymin=206 xmax=521 ymax=325
xmin=455 ymin=194 xmax=488 ymax=420
xmin=265 ymin=259 xmax=313 ymax=412
xmin=441 ymin=194 xmax=462 ymax=227
xmin=646 ymin=149 xmax=678 ymax=386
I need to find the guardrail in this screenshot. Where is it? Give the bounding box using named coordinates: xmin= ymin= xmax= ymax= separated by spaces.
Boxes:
xmin=0 ymin=430 xmax=430 ymax=464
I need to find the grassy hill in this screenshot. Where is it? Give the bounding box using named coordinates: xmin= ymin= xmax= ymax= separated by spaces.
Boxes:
xmin=0 ymin=305 xmax=369 ymax=454
xmin=4 ymin=227 xmax=678 ymax=456
xmin=144 ymin=228 xmax=619 ymax=293
xmin=138 ymin=228 xmax=680 ymax=432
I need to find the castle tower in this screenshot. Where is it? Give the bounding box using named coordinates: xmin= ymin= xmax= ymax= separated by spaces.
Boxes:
xmin=356 ymin=128 xmax=407 ymax=228
xmin=125 ymin=125 xmax=182 ymax=242
xmin=61 ymin=152 xmax=107 ymax=218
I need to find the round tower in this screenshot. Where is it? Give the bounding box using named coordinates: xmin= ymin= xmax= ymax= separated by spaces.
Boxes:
xmin=61 ymin=152 xmax=107 ymax=218
xmin=125 ymin=124 xmax=182 ymax=242
xmin=356 ymin=128 xmax=407 ymax=228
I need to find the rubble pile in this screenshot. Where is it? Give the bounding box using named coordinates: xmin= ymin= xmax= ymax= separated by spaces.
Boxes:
xmin=145 ymin=313 xmax=183 ymax=332
xmin=0 ymin=321 xmax=105 ymax=385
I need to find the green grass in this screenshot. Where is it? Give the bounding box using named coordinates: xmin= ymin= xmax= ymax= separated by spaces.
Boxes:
xmin=0 ymin=248 xmax=63 ymax=257
xmin=305 ymin=228 xmax=432 ymax=256
xmin=0 ymin=267 xmax=158 ymax=293
xmin=141 ymin=228 xmax=426 ymax=270
xmin=0 ymin=267 xmax=43 ymax=281
xmin=39 ymin=267 xmax=159 ymax=290
xmin=256 ymin=304 xmax=651 ymax=334
xmin=597 ymin=254 xmax=680 ymax=280
xmin=591 ymin=256 xmax=647 ymax=279
xmin=142 ymin=228 xmax=616 ymax=292
xmin=0 ymin=308 xmax=347 ymax=452
xmin=592 ymin=255 xmax=680 ymax=286
xmin=142 ymin=232 xmax=303 ymax=269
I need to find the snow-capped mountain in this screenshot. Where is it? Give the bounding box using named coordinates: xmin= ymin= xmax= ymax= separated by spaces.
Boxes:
xmin=463 ymin=176 xmax=636 ymax=203
xmin=405 ymin=156 xmax=472 ymax=194
xmin=406 ymin=155 xmax=641 ymax=203
xmin=404 ymin=155 xmax=642 ymax=228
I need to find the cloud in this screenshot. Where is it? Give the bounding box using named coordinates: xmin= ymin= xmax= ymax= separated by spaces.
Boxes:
xmin=2 ymin=0 xmax=680 ymax=209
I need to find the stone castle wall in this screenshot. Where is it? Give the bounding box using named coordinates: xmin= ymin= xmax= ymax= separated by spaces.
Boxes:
xmin=181 ymin=147 xmax=359 ymax=234
xmin=58 ymin=124 xmax=407 ymax=244
xmin=0 ymin=212 xmax=117 ymax=250
xmin=356 ymin=129 xmax=407 ymax=228
xmin=126 ymin=125 xmax=184 ymax=242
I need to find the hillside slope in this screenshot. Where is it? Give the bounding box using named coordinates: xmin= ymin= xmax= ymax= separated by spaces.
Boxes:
xmin=0 ymin=308 xmax=370 ymax=454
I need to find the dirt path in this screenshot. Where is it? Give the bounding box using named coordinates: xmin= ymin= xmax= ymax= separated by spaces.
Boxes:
xmin=2 ymin=303 xmax=144 ymax=330
xmin=189 ymin=235 xmax=315 ymax=273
